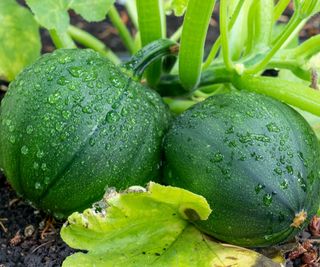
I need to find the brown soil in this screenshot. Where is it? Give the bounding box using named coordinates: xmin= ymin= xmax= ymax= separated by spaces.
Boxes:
xmin=0 ymin=173 xmax=74 ymax=267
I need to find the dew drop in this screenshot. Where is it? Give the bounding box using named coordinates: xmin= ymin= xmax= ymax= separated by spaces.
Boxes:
xmin=41 ymin=163 xmax=48 ymax=171
xmin=62 ymin=110 xmax=71 ymax=119
xmin=264 ymin=234 xmax=273 ymax=241
xmin=82 ymin=71 xmax=97 ymax=82
xmin=105 ymin=110 xmax=120 ymax=123
xmin=89 ymin=138 xmax=95 ymax=146
xmin=57 ymin=76 xmax=69 ymax=85
xmin=255 ymin=183 xmax=265 ymax=194
xmin=26 ymin=125 xmax=34 ymax=134
xmin=44 ymin=177 xmax=50 ymax=185
xmin=274 ymin=167 xmax=282 ymax=175
xmin=68 ymin=66 xmax=83 ymax=78
xmin=105 ymin=143 xmax=111 ymax=150
xmin=82 ymin=106 xmax=93 ymax=114
xmin=8 ymin=125 xmax=15 ymax=132
xmin=110 ymin=77 xmax=121 ymax=88
xmin=286 ymin=165 xmax=293 ymax=175
xmin=36 ymin=150 xmax=44 ymax=159
xmin=4 ymin=119 xmax=12 ymax=127
xmin=55 ymin=122 xmax=63 ymax=132
xmin=33 ymin=162 xmax=39 ymax=169
xmin=280 ymin=179 xmax=289 ymax=190
xmin=21 ymin=146 xmax=29 ymax=155
xmin=9 ymin=136 xmax=16 ymax=144
xmin=297 ymin=175 xmax=307 ymax=192
xmin=211 ymin=152 xmax=224 ymax=163
xmin=48 ymin=92 xmax=61 ymax=104
xmin=263 ymin=193 xmax=273 ymax=206
xmin=228 ymin=140 xmax=237 ymax=147
xmin=35 ymin=182 xmax=42 ymax=190
xmin=225 ymin=126 xmax=234 ymax=134
xmin=266 ymin=123 xmax=280 ymax=133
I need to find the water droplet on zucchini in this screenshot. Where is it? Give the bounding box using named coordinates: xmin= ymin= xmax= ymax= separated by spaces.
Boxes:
xmin=266 ymin=123 xmax=280 ymax=133
xmin=263 ymin=193 xmax=273 ymax=206
xmin=255 ymin=184 xmax=265 ymax=194
xmin=34 ymin=182 xmax=42 ymax=190
xmin=26 ymin=125 xmax=34 ymax=134
xmin=211 ymin=152 xmax=224 ymax=163
xmin=21 ymin=146 xmax=29 ymax=155
xmin=105 ymin=110 xmax=120 ymax=123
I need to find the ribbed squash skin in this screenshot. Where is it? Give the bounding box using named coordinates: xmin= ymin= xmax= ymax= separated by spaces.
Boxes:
xmin=163 ymin=91 xmax=320 ymax=247
xmin=0 ymin=49 xmax=170 ymax=219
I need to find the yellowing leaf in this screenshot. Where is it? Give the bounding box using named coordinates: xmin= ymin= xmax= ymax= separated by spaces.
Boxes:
xmin=61 ymin=182 xmax=280 ymax=267
xmin=0 ymin=0 xmax=41 ymax=81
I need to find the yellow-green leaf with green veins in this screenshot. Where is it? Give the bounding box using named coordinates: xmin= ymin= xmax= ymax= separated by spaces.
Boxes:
xmin=69 ymin=0 xmax=115 ymax=22
xmin=61 ymin=182 xmax=280 ymax=267
xmin=164 ymin=0 xmax=188 ymax=16
xmin=0 ymin=0 xmax=40 ymax=81
xmin=26 ymin=0 xmax=115 ymax=32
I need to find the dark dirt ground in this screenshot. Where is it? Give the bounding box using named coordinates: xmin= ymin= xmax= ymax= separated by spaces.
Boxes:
xmin=0 ymin=173 xmax=74 ymax=267
xmin=1 ymin=3 xmax=320 ymax=267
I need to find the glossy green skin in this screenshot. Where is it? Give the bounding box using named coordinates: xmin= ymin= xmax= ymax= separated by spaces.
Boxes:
xmin=163 ymin=91 xmax=320 ymax=247
xmin=0 ymin=49 xmax=170 ymax=219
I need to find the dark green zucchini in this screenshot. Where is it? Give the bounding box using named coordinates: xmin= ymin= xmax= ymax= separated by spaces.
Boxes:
xmin=0 ymin=47 xmax=172 ymax=219
xmin=163 ymin=91 xmax=320 ymax=247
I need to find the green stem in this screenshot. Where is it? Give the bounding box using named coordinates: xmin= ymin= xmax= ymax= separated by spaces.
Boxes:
xmin=244 ymin=11 xmax=301 ymax=74
xmin=202 ymin=38 xmax=221 ymax=70
xmin=49 ymin=29 xmax=76 ymax=49
xmin=233 ymin=75 xmax=320 ymax=116
xmin=170 ymin=26 xmax=183 ymax=42
xmin=252 ymin=0 xmax=273 ymax=50
xmin=266 ymin=59 xmax=310 ymax=80
xmin=220 ymin=0 xmax=233 ymax=71
xmin=202 ymin=0 xmax=245 ymax=70
xmin=136 ymin=0 xmax=165 ymax=86
xmin=179 ymin=0 xmax=216 ymax=90
xmin=108 ymin=6 xmax=135 ymax=54
xmin=243 ymin=3 xmax=255 ymax=56
xmin=162 ymin=98 xmax=197 ymax=114
xmin=157 ymin=64 xmax=232 ymax=97
xmin=273 ymin=0 xmax=291 ymax=21
xmin=125 ymin=0 xmax=138 ymax=29
xmin=122 ymin=39 xmax=178 ymax=80
xmin=67 ymin=25 xmax=120 ymax=64
xmin=290 ymin=35 xmax=320 ymax=59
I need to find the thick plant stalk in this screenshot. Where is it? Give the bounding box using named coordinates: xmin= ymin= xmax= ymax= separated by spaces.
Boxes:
xmin=233 ymin=75 xmax=320 ymax=116
xmin=122 ymin=39 xmax=178 ymax=79
xmin=202 ymin=0 xmax=246 ymax=70
xmin=67 ymin=25 xmax=120 ymax=64
xmin=49 ymin=29 xmax=76 ymax=49
xmin=179 ymin=0 xmax=216 ymax=90
xmin=108 ymin=6 xmax=135 ymax=54
xmin=136 ymin=0 xmax=165 ymax=86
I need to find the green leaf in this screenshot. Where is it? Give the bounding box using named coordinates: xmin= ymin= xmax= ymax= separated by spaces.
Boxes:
xmin=164 ymin=0 xmax=189 ymax=16
xmin=0 ymin=0 xmax=41 ymax=81
xmin=26 ymin=0 xmax=69 ymax=32
xmin=26 ymin=0 xmax=115 ymax=32
xmin=70 ymin=0 xmax=115 ymax=21
xmin=61 ymin=182 xmax=280 ymax=267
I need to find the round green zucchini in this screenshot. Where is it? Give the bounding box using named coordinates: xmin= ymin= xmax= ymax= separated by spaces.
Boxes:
xmin=0 ymin=48 xmax=170 ymax=219
xmin=163 ymin=91 xmax=320 ymax=247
